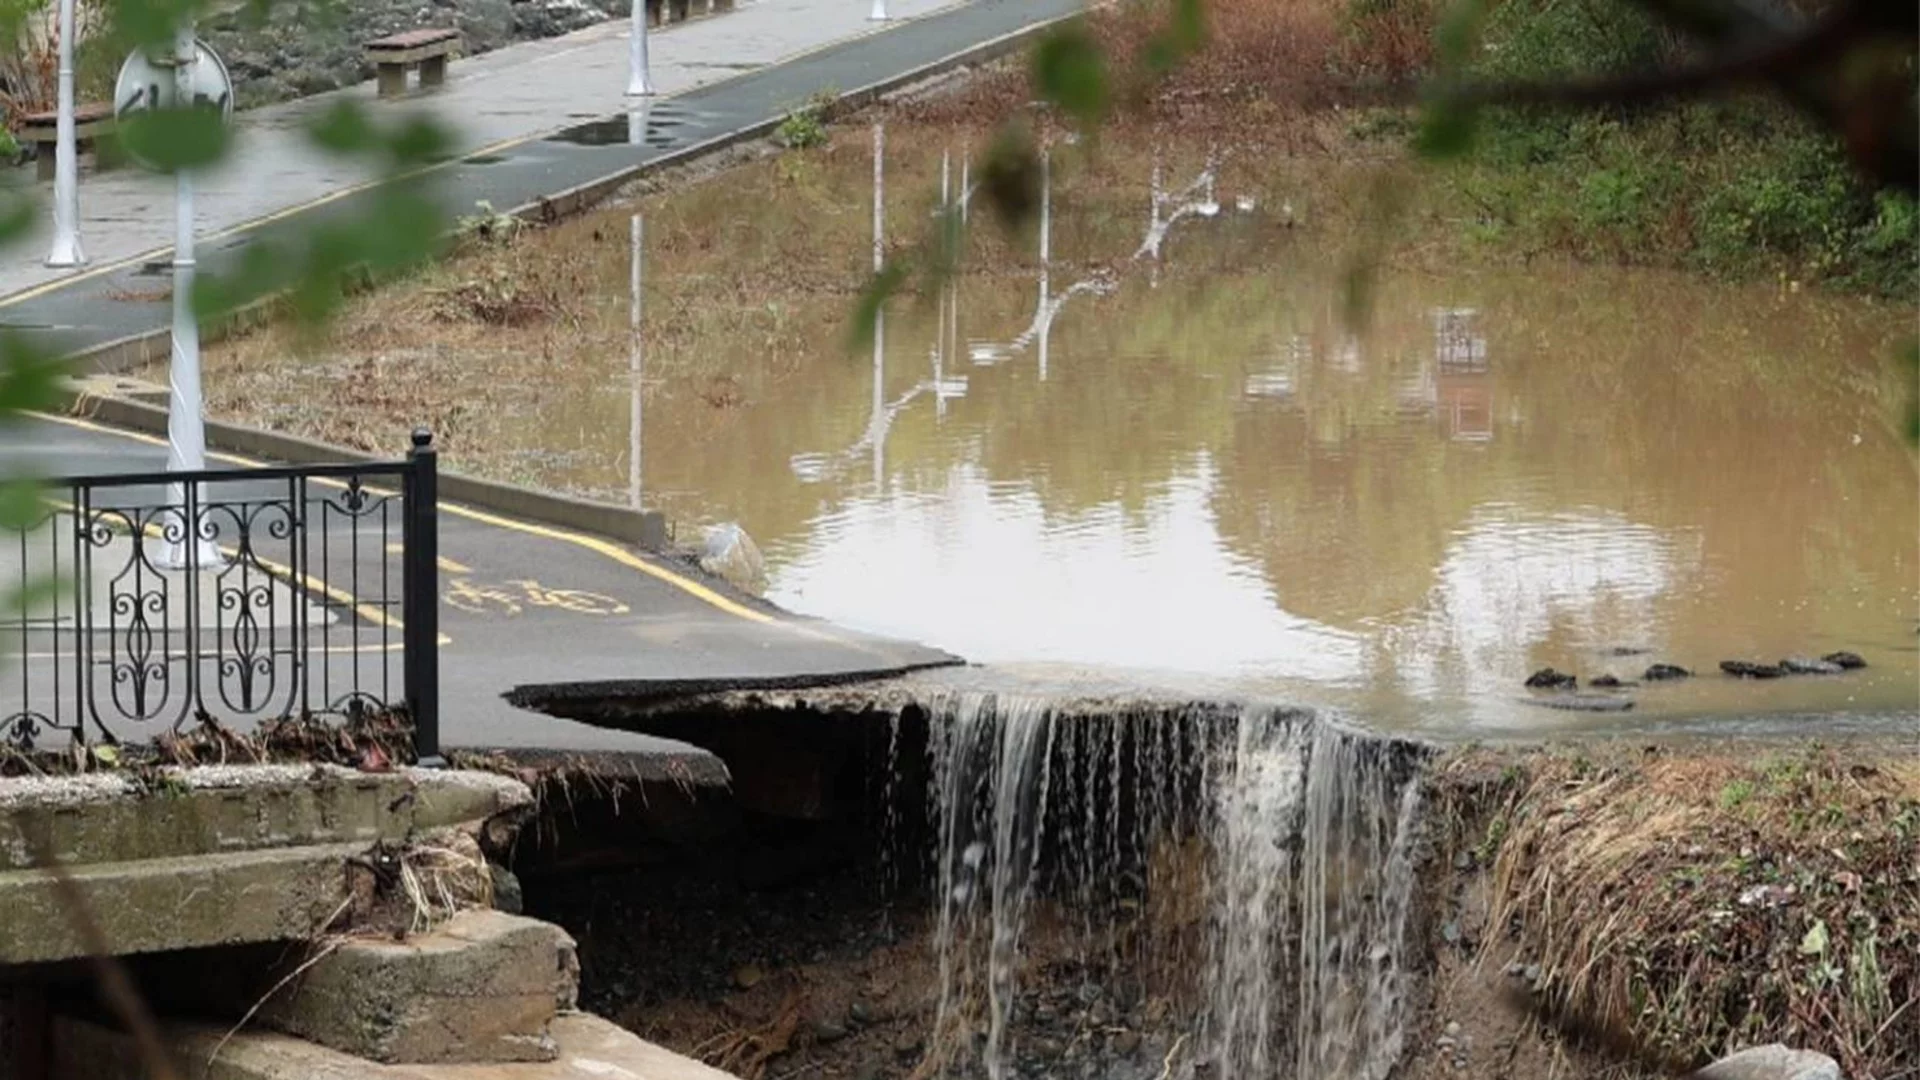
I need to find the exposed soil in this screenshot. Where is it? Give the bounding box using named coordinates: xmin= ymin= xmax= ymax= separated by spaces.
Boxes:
xmin=514 ymin=714 xmax=1918 ymax=1080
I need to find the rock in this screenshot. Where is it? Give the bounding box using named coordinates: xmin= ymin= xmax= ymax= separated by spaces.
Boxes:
xmin=848 ymin=1000 xmax=874 ymax=1025
xmin=1689 ymin=1044 xmax=1841 ymax=1080
xmin=1437 ymin=1036 xmax=1456 ymax=1049
xmin=1589 ymin=674 xmax=1637 ymax=688
xmin=1112 ymin=1030 xmax=1141 ymax=1057
xmin=699 ymin=523 xmax=767 ymax=595
xmin=894 ymin=1031 xmax=924 ymax=1058
xmin=1452 ymin=850 xmax=1474 ymax=870
xmin=732 ymin=963 xmax=764 ymax=990
xmin=1525 ymin=667 xmax=1577 ymax=690
xmin=1441 ymin=920 xmax=1463 ymax=944
xmin=1445 ymin=1021 xmax=1462 ymax=1037
xmin=1822 ymin=651 xmax=1867 ymax=670
xmin=811 ymin=1019 xmax=848 ymax=1043
xmin=1643 ymin=663 xmax=1692 ymax=681
xmin=1722 ymin=660 xmax=1787 ymax=679
xmin=1524 ymin=964 xmax=1541 ymax=983
xmin=512 ymin=0 xmax=608 ymax=37
xmin=1523 ymin=693 xmax=1634 ymax=713
xmin=1779 ymin=656 xmax=1844 ymax=675
xmin=489 ymin=863 xmax=524 ymax=915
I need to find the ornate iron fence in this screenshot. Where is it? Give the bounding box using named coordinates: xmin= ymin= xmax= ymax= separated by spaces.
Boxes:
xmin=0 ymin=431 xmax=440 ymax=763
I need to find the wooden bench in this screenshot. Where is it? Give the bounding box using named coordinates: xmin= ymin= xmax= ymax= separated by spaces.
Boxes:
xmin=18 ymin=103 xmax=114 ymax=181
xmin=364 ymin=28 xmax=461 ymax=98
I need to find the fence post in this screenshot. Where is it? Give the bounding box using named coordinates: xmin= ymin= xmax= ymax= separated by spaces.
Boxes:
xmin=404 ymin=428 xmax=444 ymax=767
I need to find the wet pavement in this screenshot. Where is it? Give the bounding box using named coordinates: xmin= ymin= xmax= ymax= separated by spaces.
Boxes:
xmin=0 ymin=411 xmax=958 ymax=765
xmin=0 ymin=0 xmax=1080 ymax=356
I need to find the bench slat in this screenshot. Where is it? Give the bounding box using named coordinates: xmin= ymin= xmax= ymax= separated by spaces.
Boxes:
xmin=365 ymin=27 xmax=459 ymax=50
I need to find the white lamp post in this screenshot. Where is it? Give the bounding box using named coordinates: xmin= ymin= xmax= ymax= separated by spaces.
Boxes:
xmin=45 ymin=0 xmax=85 ymax=267
xmin=869 ymin=0 xmax=888 ymax=21
xmin=161 ymin=25 xmax=219 ymax=569
xmin=627 ymin=0 xmax=654 ymax=95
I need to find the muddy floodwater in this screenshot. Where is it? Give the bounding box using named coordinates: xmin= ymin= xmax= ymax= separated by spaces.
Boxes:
xmin=205 ymin=131 xmax=1920 ymax=735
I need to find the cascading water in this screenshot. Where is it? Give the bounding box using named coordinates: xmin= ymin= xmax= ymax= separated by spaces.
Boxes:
xmin=913 ymin=694 xmax=1429 ymax=1080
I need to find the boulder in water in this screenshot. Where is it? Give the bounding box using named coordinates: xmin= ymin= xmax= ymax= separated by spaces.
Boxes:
xmin=698 ymin=523 xmax=767 ymax=596
xmin=1525 ymin=667 xmax=1577 ymax=690
xmin=1688 ymin=1044 xmax=1840 ymax=1080
xmin=1721 ymin=660 xmax=1787 ymax=679
xmin=1589 ymin=674 xmax=1637 ymax=689
xmin=1643 ymin=663 xmax=1691 ymax=681
xmin=1822 ymin=650 xmax=1867 ymax=670
xmin=1779 ymin=656 xmax=1844 ymax=675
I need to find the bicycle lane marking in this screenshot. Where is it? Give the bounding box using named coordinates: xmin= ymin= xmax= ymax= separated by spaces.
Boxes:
xmin=34 ymin=412 xmax=811 ymax=635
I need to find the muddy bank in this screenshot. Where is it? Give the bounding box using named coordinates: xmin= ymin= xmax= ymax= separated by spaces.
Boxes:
xmin=507 ymin=689 xmax=1917 ymax=1079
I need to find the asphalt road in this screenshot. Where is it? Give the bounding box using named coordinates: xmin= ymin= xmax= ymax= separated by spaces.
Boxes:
xmin=0 ymin=412 xmax=959 ymax=773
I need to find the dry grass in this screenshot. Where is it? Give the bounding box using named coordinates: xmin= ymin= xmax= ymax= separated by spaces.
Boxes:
xmin=902 ymin=0 xmax=1436 ymax=141
xmin=1434 ymin=745 xmax=1920 ymax=1079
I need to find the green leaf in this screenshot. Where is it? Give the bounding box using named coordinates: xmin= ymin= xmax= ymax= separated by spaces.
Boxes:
xmin=977 ymin=122 xmax=1041 ymax=232
xmin=308 ymin=100 xmax=377 ymax=156
xmin=1414 ymin=98 xmax=1478 ymax=159
xmin=1170 ymin=0 xmax=1205 ymax=52
xmin=120 ymin=106 xmax=232 ymax=172
xmin=1800 ymin=919 xmax=1830 ymax=956
xmin=0 ymin=479 xmax=46 ymax=531
xmin=91 ymin=744 xmax=121 ymax=767
xmin=386 ymin=116 xmax=455 ymax=169
xmin=0 ymin=336 xmax=70 ymax=417
xmin=847 ymin=262 xmax=908 ymax=353
xmin=1434 ymin=0 xmax=1487 ymax=68
xmin=1032 ymin=23 xmax=1109 ymax=127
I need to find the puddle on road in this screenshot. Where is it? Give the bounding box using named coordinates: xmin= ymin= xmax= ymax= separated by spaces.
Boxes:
xmin=193 ymin=129 xmax=1920 ymax=734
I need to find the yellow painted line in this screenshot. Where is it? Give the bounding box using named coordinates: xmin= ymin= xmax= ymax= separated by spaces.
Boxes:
xmin=43 ymin=492 xmax=422 ymax=645
xmin=33 ymin=410 xmax=778 ymax=627
xmin=386 ymin=543 xmax=471 ymax=575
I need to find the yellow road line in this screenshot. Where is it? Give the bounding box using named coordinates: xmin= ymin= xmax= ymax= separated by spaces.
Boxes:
xmin=33 ymin=410 xmax=776 ymax=626
xmin=44 ymin=492 xmax=427 ymax=644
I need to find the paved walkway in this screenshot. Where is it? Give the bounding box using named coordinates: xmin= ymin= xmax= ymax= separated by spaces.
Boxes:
xmin=2 ymin=411 xmax=957 ymax=772
xmin=0 ymin=0 xmax=1086 ymax=770
xmin=0 ymin=0 xmax=1078 ymax=359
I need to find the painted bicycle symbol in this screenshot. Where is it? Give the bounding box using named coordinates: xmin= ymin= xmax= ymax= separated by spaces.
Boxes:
xmin=443 ymin=577 xmax=629 ymax=617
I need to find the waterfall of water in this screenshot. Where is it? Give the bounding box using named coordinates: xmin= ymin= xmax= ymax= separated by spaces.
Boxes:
xmin=918 ymin=695 xmax=1428 ymax=1080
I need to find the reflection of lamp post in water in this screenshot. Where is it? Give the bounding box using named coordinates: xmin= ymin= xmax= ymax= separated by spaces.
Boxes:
xmin=967 ymin=146 xmax=1115 ymax=379
xmin=871 ymin=122 xmax=885 ymax=484
xmin=1433 ymin=307 xmax=1492 ymax=442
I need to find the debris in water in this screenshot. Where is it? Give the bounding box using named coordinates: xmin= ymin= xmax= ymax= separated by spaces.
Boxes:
xmin=1779 ymin=656 xmax=1845 ymax=675
xmin=1524 ymin=667 xmax=1577 ymax=690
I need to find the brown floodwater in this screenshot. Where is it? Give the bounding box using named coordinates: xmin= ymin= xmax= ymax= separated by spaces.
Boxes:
xmin=224 ymin=130 xmax=1920 ymax=735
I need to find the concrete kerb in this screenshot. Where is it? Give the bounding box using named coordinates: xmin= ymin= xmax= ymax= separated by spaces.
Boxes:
xmin=62 ymin=389 xmax=671 ymax=550
xmin=55 ymin=10 xmax=1072 ymax=543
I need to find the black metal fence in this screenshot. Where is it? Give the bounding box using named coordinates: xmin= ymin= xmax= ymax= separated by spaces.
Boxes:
xmin=0 ymin=431 xmax=440 ymax=763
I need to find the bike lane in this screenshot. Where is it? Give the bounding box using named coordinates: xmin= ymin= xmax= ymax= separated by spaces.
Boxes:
xmin=4 ymin=412 xmax=959 ymax=769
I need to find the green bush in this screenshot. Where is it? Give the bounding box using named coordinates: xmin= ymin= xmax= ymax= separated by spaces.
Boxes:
xmin=1431 ymin=0 xmax=1917 ymax=297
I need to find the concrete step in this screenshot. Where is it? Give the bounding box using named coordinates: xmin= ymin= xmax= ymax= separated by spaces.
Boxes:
xmin=0 ymin=841 xmax=364 ymax=965
xmin=253 ymin=910 xmax=580 ymax=1064
xmin=52 ymin=1009 xmax=741 ymax=1080
xmin=1 ymin=765 xmax=531 ymax=872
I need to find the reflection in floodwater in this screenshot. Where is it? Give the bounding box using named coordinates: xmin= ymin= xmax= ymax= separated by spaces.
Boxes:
xmin=536 ymin=138 xmax=1918 ymax=733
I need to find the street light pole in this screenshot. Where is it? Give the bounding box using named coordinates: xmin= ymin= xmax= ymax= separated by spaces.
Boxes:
xmin=627 ymin=0 xmax=654 ymax=95
xmin=869 ymin=0 xmax=888 ymax=21
xmin=162 ymin=24 xmax=218 ymax=569
xmin=45 ymin=0 xmax=85 ymax=267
